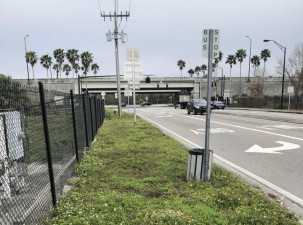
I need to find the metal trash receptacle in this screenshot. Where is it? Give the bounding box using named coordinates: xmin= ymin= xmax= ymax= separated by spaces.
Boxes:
xmin=186 ymin=148 xmax=213 ymax=181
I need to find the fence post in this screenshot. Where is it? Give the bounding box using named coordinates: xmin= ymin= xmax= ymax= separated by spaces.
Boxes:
xmin=98 ymin=99 xmax=101 ymax=128
xmin=94 ymin=96 xmax=98 ymax=133
xmin=70 ymin=90 xmax=79 ymax=162
xmin=101 ymin=99 xmax=105 ymax=124
xmin=82 ymin=94 xmax=89 ymax=147
xmin=89 ymin=96 xmax=94 ymax=141
xmin=38 ymin=82 xmax=57 ymax=207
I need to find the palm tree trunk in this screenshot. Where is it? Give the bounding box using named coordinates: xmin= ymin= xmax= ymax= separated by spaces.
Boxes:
xmin=262 ymin=62 xmax=266 ymax=95
xmin=230 ymin=66 xmax=232 ymax=98
xmin=31 ymin=66 xmax=35 ymax=79
xmin=46 ymin=69 xmax=49 ymax=79
xmin=239 ymin=63 xmax=242 ymax=95
xmin=50 ymin=67 xmax=53 ymax=79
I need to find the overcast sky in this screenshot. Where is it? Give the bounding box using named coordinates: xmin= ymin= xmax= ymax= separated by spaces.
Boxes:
xmin=1 ymin=0 xmax=303 ymax=80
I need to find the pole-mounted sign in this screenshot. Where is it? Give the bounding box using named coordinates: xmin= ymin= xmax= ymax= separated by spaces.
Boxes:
xmin=202 ymin=29 xmax=220 ymax=58
xmin=123 ymin=48 xmax=143 ymax=126
xmin=202 ymin=29 xmax=220 ymax=181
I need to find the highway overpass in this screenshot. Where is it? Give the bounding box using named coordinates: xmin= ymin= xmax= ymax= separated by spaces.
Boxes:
xmin=16 ymin=75 xmax=286 ymax=99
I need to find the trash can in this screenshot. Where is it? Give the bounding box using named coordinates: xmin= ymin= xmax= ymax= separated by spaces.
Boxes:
xmin=186 ymin=148 xmax=213 ymax=181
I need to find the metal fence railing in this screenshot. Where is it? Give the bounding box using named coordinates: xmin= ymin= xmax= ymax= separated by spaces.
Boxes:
xmin=0 ymin=80 xmax=105 ymax=224
xmin=228 ymin=95 xmax=303 ymax=110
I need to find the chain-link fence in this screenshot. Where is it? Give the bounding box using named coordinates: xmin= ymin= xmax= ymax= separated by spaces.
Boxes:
xmin=0 ymin=80 xmax=105 ymax=224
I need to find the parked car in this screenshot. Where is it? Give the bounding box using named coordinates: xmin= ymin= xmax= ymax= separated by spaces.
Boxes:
xmin=211 ymin=101 xmax=225 ymax=109
xmin=141 ymin=101 xmax=151 ymax=106
xmin=187 ymin=99 xmax=209 ymax=115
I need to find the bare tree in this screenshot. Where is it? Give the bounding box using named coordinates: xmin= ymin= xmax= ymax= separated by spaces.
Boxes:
xmin=276 ymin=43 xmax=303 ymax=97
xmin=247 ymin=77 xmax=264 ymax=96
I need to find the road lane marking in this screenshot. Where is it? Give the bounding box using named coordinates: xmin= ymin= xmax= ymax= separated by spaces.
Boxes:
xmin=191 ymin=128 xmax=234 ymax=135
xmin=245 ymin=141 xmax=300 ymax=154
xmin=256 ymin=124 xmax=303 ymax=130
xmin=171 ymin=113 xmax=303 ymax=142
xmin=156 ymin=115 xmax=173 ymax=118
xmin=139 ymin=114 xmax=303 ymax=208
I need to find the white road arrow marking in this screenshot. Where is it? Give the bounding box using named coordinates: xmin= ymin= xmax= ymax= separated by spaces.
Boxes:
xmin=245 ymin=141 xmax=300 ymax=154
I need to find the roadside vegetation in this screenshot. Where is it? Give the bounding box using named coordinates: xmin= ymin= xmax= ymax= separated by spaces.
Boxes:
xmin=47 ymin=111 xmax=300 ymax=224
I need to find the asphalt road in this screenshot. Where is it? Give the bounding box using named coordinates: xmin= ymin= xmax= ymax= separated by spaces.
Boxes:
xmin=131 ymin=106 xmax=303 ymax=217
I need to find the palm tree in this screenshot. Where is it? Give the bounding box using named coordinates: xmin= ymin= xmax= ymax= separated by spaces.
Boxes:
xmin=225 ymin=54 xmax=236 ymax=97
xmin=63 ymin=64 xmax=71 ymax=78
xmin=251 ymin=55 xmax=261 ymax=77
xmin=194 ymin=66 xmax=201 ymax=76
xmin=53 ymin=48 xmax=65 ymax=79
xmin=25 ymin=51 xmax=38 ymax=79
xmin=225 ymin=55 xmax=236 ymax=78
xmin=260 ymin=49 xmax=271 ymax=77
xmin=40 ymin=54 xmax=52 ymax=79
xmin=201 ymin=64 xmax=207 ymax=77
xmin=213 ymin=50 xmax=223 ymax=78
xmin=214 ymin=50 xmax=223 ymax=65
xmin=53 ymin=64 xmax=60 ymax=79
xmin=235 ymin=49 xmax=247 ymax=78
xmin=80 ymin=51 xmax=94 ymax=76
xmin=188 ymin=69 xmax=194 ymax=77
xmin=66 ymin=49 xmax=79 ymax=78
xmin=177 ymin=60 xmax=186 ymax=77
xmin=73 ymin=63 xmax=80 ymax=76
xmin=235 ymin=49 xmax=247 ymax=95
xmin=91 ymin=63 xmax=100 ymax=75
xmin=212 ymin=62 xmax=217 ymax=72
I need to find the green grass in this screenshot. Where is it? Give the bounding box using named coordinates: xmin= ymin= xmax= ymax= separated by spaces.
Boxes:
xmin=47 ymin=111 xmax=300 ymax=225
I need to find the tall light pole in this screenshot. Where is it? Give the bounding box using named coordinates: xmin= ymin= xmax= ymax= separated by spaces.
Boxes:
xmin=263 ymin=39 xmax=286 ymax=109
xmin=24 ymin=34 xmax=30 ymax=85
xmin=245 ymin=35 xmax=252 ymax=82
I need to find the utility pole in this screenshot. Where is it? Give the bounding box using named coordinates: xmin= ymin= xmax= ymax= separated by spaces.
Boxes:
xmin=101 ymin=0 xmax=130 ymax=117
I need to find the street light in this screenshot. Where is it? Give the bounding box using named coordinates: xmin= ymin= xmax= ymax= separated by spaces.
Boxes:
xmin=245 ymin=35 xmax=252 ymax=82
xmin=263 ymin=39 xmax=286 ymax=109
xmin=24 ymin=34 xmax=30 ymax=85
